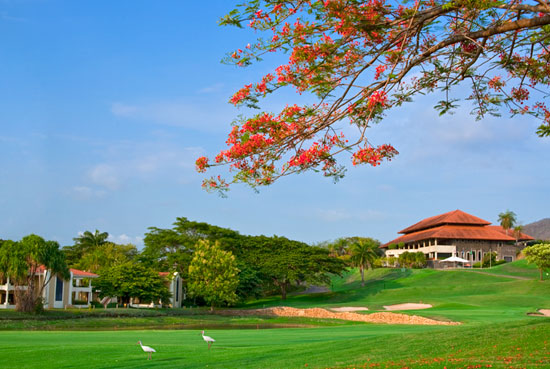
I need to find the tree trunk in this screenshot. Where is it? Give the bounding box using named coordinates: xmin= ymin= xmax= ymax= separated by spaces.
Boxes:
xmin=281 ymin=283 xmax=287 ymax=300
xmin=360 ymin=266 xmax=365 ymax=287
xmin=210 ymin=303 xmax=214 ymax=312
xmin=540 ymin=268 xmax=543 ymax=281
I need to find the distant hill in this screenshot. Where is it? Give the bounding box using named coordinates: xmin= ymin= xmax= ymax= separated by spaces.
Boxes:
xmin=523 ymin=218 xmax=550 ymax=241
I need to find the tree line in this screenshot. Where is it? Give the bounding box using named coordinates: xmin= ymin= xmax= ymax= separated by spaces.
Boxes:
xmin=0 ymin=218 xmax=355 ymax=312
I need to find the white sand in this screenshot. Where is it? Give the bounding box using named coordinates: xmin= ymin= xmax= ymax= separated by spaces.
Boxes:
xmin=329 ymin=307 xmax=369 ymax=312
xmin=383 ymin=303 xmax=432 ymax=311
xmin=537 ymin=309 xmax=550 ymax=316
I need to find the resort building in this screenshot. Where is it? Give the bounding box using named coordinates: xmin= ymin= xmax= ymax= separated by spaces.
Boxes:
xmin=0 ymin=267 xmax=98 ymax=309
xmin=382 ymin=210 xmax=534 ymax=268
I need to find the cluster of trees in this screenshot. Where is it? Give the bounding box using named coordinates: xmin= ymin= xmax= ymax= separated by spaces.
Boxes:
xmin=398 ymin=252 xmax=427 ymax=269
xmin=139 ymin=218 xmax=347 ymax=304
xmin=0 ymin=223 xmax=350 ymax=312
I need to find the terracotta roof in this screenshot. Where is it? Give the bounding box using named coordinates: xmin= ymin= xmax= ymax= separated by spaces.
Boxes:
xmin=70 ymin=269 xmax=99 ymax=278
xmin=487 ymin=226 xmax=534 ymax=241
xmin=36 ymin=265 xmax=98 ymax=277
xmin=399 ymin=210 xmax=491 ymax=234
xmin=382 ymin=224 xmax=518 ymax=248
xmin=159 ymin=272 xmax=170 ymax=277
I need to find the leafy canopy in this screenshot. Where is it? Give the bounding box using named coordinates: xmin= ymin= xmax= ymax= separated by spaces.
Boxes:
xmin=524 ymin=243 xmax=550 ymax=280
xmin=187 ymin=240 xmax=240 ymax=309
xmin=245 ymin=235 xmax=347 ymax=299
xmin=94 ymin=262 xmax=171 ymax=304
xmin=0 ymin=235 xmax=69 ymax=312
xmin=197 ymin=0 xmax=550 ymax=192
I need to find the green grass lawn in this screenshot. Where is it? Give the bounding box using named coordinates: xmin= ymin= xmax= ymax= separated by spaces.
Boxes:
xmin=2 ymin=261 xmax=550 ymax=368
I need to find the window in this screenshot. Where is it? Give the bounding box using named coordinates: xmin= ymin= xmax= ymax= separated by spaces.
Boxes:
xmin=55 ymin=276 xmax=63 ymax=302
xmin=175 ymin=278 xmax=179 ymax=302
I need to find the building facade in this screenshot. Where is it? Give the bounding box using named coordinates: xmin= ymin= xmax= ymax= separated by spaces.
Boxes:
xmin=0 ymin=267 xmax=98 ymax=309
xmin=382 ymin=210 xmax=534 ymax=267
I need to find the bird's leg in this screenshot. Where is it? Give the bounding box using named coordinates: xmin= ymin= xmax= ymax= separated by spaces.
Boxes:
xmin=208 ymin=342 xmax=211 ymax=350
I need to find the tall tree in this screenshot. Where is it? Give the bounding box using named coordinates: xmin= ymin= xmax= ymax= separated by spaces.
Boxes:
xmin=0 ymin=235 xmax=69 ymax=312
xmin=513 ymin=225 xmax=524 ymax=245
xmin=523 ymin=243 xmax=550 ymax=281
xmin=196 ymin=1 xmax=550 ymax=192
xmin=498 ymin=210 xmax=517 ymax=235
xmin=93 ymin=262 xmax=171 ymax=305
xmin=246 ymin=236 xmax=347 ymax=299
xmin=349 ymin=238 xmax=380 ymax=286
xmin=76 ymin=242 xmax=137 ymax=273
xmin=187 ymin=240 xmax=240 ymax=310
xmin=63 ymin=230 xmax=109 ymax=267
xmin=140 ymin=217 xmax=242 ymax=279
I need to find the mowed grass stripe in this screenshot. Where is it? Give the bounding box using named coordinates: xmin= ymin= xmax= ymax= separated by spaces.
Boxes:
xmin=0 ymin=321 xmax=549 ymax=368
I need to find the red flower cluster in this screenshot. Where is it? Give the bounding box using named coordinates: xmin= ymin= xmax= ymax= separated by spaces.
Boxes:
xmin=352 ymin=144 xmax=398 ymax=166
xmin=195 ymin=156 xmax=209 ymax=173
xmin=368 ymin=90 xmax=388 ymax=109
xmin=288 ymin=143 xmax=330 ymax=167
xmin=230 ymin=84 xmax=252 ymax=105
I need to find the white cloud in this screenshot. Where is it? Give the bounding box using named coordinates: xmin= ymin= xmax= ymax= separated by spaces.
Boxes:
xmin=110 ymin=98 xmax=233 ymax=132
xmin=88 ymin=164 xmax=120 ymax=190
xmin=198 ymin=83 xmax=225 ymax=94
xmin=108 ymin=233 xmax=144 ymax=247
xmin=111 ymin=102 xmax=138 ymax=116
xmin=70 ymin=186 xmax=106 ymax=200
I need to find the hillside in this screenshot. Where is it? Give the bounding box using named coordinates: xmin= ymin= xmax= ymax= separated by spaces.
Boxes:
xmin=524 ymin=218 xmax=550 ymax=241
xmin=243 ymin=261 xmax=550 ymax=324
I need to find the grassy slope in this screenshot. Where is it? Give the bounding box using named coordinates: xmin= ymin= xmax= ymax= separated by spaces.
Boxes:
xmin=244 ymin=262 xmax=550 ymax=324
xmin=2 ymin=261 xmax=550 ymax=368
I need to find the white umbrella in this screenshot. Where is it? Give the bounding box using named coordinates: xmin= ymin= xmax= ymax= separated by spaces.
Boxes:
xmin=440 ymin=255 xmax=470 ymax=263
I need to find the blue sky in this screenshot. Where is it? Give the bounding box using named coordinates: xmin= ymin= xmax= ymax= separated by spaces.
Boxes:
xmin=1 ymin=1 xmax=548 ymax=248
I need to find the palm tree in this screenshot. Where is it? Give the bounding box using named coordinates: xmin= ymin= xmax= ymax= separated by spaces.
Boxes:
xmin=513 ymin=225 xmax=524 ymax=245
xmin=498 ymin=210 xmax=517 ymax=236
xmin=349 ymin=238 xmax=380 ymax=287
xmin=73 ymin=230 xmax=109 ymax=251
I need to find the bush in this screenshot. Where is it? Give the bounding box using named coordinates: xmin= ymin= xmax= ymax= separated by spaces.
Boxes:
xmin=482 ymin=252 xmax=497 ymax=268
xmin=398 ymin=252 xmax=426 ymax=269
xmin=72 ymin=300 xmax=88 ymax=306
xmin=32 ymin=298 xmax=44 ymax=315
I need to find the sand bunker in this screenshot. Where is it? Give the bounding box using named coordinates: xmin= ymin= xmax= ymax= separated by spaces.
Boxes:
xmin=528 ymin=309 xmax=550 ymax=317
xmin=383 ymin=303 xmax=433 ymax=311
xmin=329 ymin=307 xmax=369 ymax=312
xmin=219 ymin=306 xmax=458 ymax=326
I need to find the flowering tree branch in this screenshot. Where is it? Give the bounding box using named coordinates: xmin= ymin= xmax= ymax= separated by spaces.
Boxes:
xmin=197 ymin=0 xmax=550 ymax=193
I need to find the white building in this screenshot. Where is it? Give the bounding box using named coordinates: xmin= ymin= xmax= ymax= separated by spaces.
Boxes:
xmin=0 ymin=267 xmax=98 ymax=309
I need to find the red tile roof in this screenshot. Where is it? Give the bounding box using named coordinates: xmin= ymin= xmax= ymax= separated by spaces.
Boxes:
xmin=487 ymin=226 xmax=534 ymax=241
xmin=159 ymin=272 xmax=170 ymax=277
xmin=70 ymin=269 xmax=99 ymax=278
xmin=399 ymin=210 xmax=491 ymax=234
xmin=383 ymin=225 xmax=518 ymax=248
xmin=35 ymin=265 xmax=98 ymax=277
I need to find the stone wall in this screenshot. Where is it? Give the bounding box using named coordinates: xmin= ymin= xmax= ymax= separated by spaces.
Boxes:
xmin=453 ymin=239 xmax=520 ymax=262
